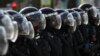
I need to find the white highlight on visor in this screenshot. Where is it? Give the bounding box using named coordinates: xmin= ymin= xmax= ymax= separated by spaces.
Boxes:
xmin=72 ymin=11 xmax=82 ymax=25
xmin=21 ymin=15 xmax=30 ymax=35
xmin=92 ymin=6 xmax=98 ymax=17
xmin=44 ymin=12 xmax=62 ymax=29
xmin=76 ymin=12 xmax=82 ymax=25
xmin=2 ymin=15 xmax=15 ymax=41
xmin=55 ymin=15 xmax=62 ymax=29
xmin=83 ymin=12 xmax=89 ymax=25
xmin=11 ymin=21 xmax=18 ymax=42
xmin=44 ymin=12 xmax=57 ymax=17
xmin=13 ymin=14 xmax=30 ymax=35
xmin=96 ymin=9 xmax=100 ymax=26
xmin=25 ymin=11 xmax=46 ymax=30
xmin=27 ymin=21 xmax=35 ymax=39
xmin=19 ymin=6 xmax=38 ymax=14
xmin=67 ymin=13 xmax=75 ymax=27
xmin=0 ymin=26 xmax=8 ymax=55
xmin=41 ymin=14 xmax=46 ymax=30
xmin=25 ymin=11 xmax=41 ymax=17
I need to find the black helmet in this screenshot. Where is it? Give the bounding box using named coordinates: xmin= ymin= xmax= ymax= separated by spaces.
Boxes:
xmin=40 ymin=7 xmax=62 ymax=30
xmin=73 ymin=8 xmax=89 ymax=25
xmin=66 ymin=9 xmax=82 ymax=26
xmin=79 ymin=4 xmax=100 ymax=26
xmin=55 ymin=9 xmax=66 ymax=14
xmin=78 ymin=3 xmax=93 ymax=11
xmin=60 ymin=12 xmax=76 ymax=32
xmin=71 ymin=11 xmax=81 ymax=26
xmin=0 ymin=26 xmax=8 ymax=55
xmin=19 ymin=7 xmax=46 ymax=32
xmin=5 ymin=10 xmax=35 ymax=39
xmin=5 ymin=10 xmax=30 ymax=35
xmin=66 ymin=9 xmax=75 ymax=13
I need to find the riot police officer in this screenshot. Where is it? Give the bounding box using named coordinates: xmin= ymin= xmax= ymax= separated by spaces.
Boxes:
xmin=40 ymin=7 xmax=63 ymax=56
xmin=73 ymin=8 xmax=89 ymax=56
xmin=5 ymin=10 xmax=33 ymax=56
xmin=58 ymin=9 xmax=77 ymax=56
xmin=56 ymin=9 xmax=78 ymax=56
xmin=66 ymin=9 xmax=83 ymax=56
xmin=0 ymin=10 xmax=12 ymax=55
xmin=20 ymin=7 xmax=50 ymax=56
xmin=79 ymin=3 xmax=100 ymax=56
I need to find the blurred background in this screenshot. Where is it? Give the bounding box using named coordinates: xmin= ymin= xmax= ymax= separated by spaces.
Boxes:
xmin=0 ymin=0 xmax=100 ymax=10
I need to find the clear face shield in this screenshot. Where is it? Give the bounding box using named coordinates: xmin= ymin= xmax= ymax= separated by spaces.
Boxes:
xmin=13 ymin=14 xmax=30 ymax=35
xmin=67 ymin=13 xmax=76 ymax=32
xmin=92 ymin=7 xmax=100 ymax=26
xmin=4 ymin=16 xmax=18 ymax=42
xmin=80 ymin=11 xmax=89 ymax=25
xmin=0 ymin=26 xmax=8 ymax=55
xmin=25 ymin=11 xmax=46 ymax=31
xmin=44 ymin=12 xmax=62 ymax=30
xmin=72 ymin=12 xmax=82 ymax=26
xmin=73 ymin=8 xmax=88 ymax=25
xmin=1 ymin=14 xmax=15 ymax=42
xmin=5 ymin=10 xmax=30 ymax=42
xmin=4 ymin=10 xmax=19 ymax=42
xmin=85 ymin=6 xmax=100 ymax=26
xmin=6 ymin=10 xmax=35 ymax=40
xmin=26 ymin=21 xmax=35 ymax=39
xmin=97 ymin=9 xmax=100 ymax=26
xmin=78 ymin=4 xmax=99 ymax=25
xmin=11 ymin=21 xmax=18 ymax=42
xmin=61 ymin=12 xmax=76 ymax=32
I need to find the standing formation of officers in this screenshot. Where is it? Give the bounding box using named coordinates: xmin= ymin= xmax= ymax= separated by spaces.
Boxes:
xmin=0 ymin=3 xmax=100 ymax=56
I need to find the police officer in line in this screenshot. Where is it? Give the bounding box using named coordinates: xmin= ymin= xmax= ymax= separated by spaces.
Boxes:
xmin=71 ymin=9 xmax=83 ymax=56
xmin=4 ymin=10 xmax=33 ymax=56
xmin=95 ymin=8 xmax=100 ymax=56
xmin=67 ymin=9 xmax=83 ymax=45
xmin=0 ymin=3 xmax=100 ymax=56
xmin=59 ymin=10 xmax=77 ymax=56
xmin=73 ymin=8 xmax=89 ymax=56
xmin=79 ymin=3 xmax=100 ymax=56
xmin=0 ymin=10 xmax=12 ymax=55
xmin=56 ymin=9 xmax=80 ymax=56
xmin=0 ymin=10 xmax=24 ymax=55
xmin=20 ymin=7 xmax=51 ymax=56
xmin=73 ymin=8 xmax=89 ymax=43
xmin=40 ymin=7 xmax=62 ymax=56
xmin=65 ymin=9 xmax=83 ymax=56
xmin=0 ymin=9 xmax=19 ymax=55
